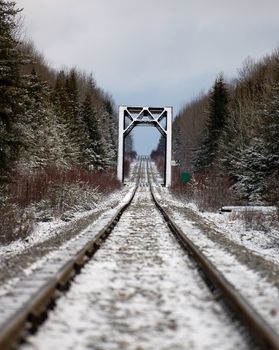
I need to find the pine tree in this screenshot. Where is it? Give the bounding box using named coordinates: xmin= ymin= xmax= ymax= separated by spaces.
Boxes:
xmin=232 ymin=138 xmax=268 ymax=202
xmin=18 ymin=69 xmax=70 ymax=170
xmin=65 ymin=69 xmax=79 ymax=120
xmin=226 ymin=81 xmax=279 ymax=203
xmin=80 ymin=94 xmax=105 ymax=169
xmin=99 ymin=111 xmax=117 ymax=167
xmin=192 ymin=75 xmax=229 ymax=172
xmin=64 ymin=69 xmax=87 ymax=165
xmin=99 ymin=100 xmax=118 ymax=168
xmin=172 ymin=122 xmax=182 ymax=162
xmin=52 ymin=70 xmax=81 ymax=165
xmin=0 ymin=1 xmax=26 ymax=179
xmin=257 ymin=82 xmax=279 ymax=203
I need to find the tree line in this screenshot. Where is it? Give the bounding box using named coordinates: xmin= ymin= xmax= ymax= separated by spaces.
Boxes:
xmin=155 ymin=50 xmax=279 ymax=206
xmin=0 ymin=1 xmax=123 ymax=243
xmin=0 ymin=0 xmax=118 ymax=183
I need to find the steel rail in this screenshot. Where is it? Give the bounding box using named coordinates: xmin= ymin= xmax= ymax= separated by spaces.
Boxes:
xmin=0 ymin=162 xmax=142 ymax=350
xmin=147 ymin=161 xmax=279 ymax=350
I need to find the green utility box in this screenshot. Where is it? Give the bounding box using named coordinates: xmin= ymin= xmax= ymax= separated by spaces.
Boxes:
xmin=181 ymin=172 xmax=191 ymax=183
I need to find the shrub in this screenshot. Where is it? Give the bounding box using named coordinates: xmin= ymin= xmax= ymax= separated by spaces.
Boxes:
xmin=8 ymin=165 xmax=120 ymax=208
xmin=0 ymin=165 xmax=121 ymax=244
xmin=0 ymin=201 xmax=34 ymax=245
xmin=172 ymin=171 xmax=237 ymax=211
xmin=231 ymin=209 xmax=279 ymax=232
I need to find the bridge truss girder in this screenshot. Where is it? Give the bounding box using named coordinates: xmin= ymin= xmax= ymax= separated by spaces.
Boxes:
xmin=117 ymin=106 xmax=172 ymax=186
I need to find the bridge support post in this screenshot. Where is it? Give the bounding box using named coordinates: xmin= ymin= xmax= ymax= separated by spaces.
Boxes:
xmin=165 ymin=107 xmax=172 ymax=187
xmin=117 ymin=106 xmax=125 ymax=183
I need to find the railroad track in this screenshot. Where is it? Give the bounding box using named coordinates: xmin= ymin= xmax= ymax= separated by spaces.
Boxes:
xmin=146 ymin=161 xmax=279 ymax=350
xmin=0 ymin=158 xmax=279 ymax=349
xmin=0 ymin=161 xmax=142 ymax=350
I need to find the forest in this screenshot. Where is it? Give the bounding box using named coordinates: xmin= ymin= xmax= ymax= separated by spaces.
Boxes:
xmin=0 ymin=1 xmax=122 ymax=243
xmin=153 ymin=50 xmax=279 ymax=211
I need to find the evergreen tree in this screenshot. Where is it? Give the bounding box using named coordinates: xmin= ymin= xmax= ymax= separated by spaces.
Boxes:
xmin=52 ymin=70 xmax=81 ymax=165
xmin=260 ymin=83 xmax=279 ymax=165
xmin=172 ymin=122 xmax=183 ymax=165
xmin=0 ymin=2 xmax=120 ymax=179
xmin=64 ymin=69 xmax=87 ymax=164
xmin=257 ymin=82 xmax=279 ymax=203
xmin=99 ymin=107 xmax=118 ymax=167
xmin=222 ymin=81 xmax=279 ymax=203
xmin=65 ymin=69 xmax=79 ymax=120
xmin=0 ymin=1 xmax=26 ymax=179
xmin=232 ymin=138 xmax=268 ymax=202
xmin=80 ymin=94 xmax=104 ymax=169
xmin=18 ymin=69 xmax=70 ymax=170
xmin=192 ymin=75 xmax=229 ymax=171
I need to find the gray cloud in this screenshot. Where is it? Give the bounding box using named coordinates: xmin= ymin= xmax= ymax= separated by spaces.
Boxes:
xmin=17 ymin=0 xmax=279 ymax=153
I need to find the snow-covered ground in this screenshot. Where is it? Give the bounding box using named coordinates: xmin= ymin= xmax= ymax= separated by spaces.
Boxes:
xmin=200 ymin=209 xmax=279 ymax=264
xmin=149 ymin=161 xmax=279 ymax=332
xmin=0 ymin=162 xmax=140 ymax=260
xmin=22 ymin=162 xmax=249 ymax=350
xmin=0 ymin=163 xmax=139 ymax=295
xmin=150 ymin=162 xmax=279 ymax=266
xmin=4 ymin=162 xmax=143 ymax=258
xmin=1 ymin=159 xmax=278 ymax=348
xmin=0 ymin=188 xmax=127 ymax=259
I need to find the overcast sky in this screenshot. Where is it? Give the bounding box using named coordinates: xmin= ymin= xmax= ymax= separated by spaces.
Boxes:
xmin=17 ymin=0 xmax=279 ymax=154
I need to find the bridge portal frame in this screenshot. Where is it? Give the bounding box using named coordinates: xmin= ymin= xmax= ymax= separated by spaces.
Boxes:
xmin=117 ymin=106 xmax=172 ymax=186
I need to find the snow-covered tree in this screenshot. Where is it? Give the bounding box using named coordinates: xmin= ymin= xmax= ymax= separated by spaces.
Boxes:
xmin=0 ymin=2 xmax=119 ymax=181
xmin=52 ymin=70 xmax=82 ymax=165
xmin=17 ymin=69 xmax=70 ymax=170
xmin=219 ymin=80 xmax=279 ymax=203
xmin=97 ymin=96 xmax=118 ymax=168
xmin=0 ymin=1 xmax=27 ymax=180
xmin=80 ymin=94 xmax=105 ymax=169
xmin=192 ymin=75 xmax=229 ymax=172
xmin=232 ymin=138 xmax=268 ymax=202
xmin=257 ymin=82 xmax=279 ymax=203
